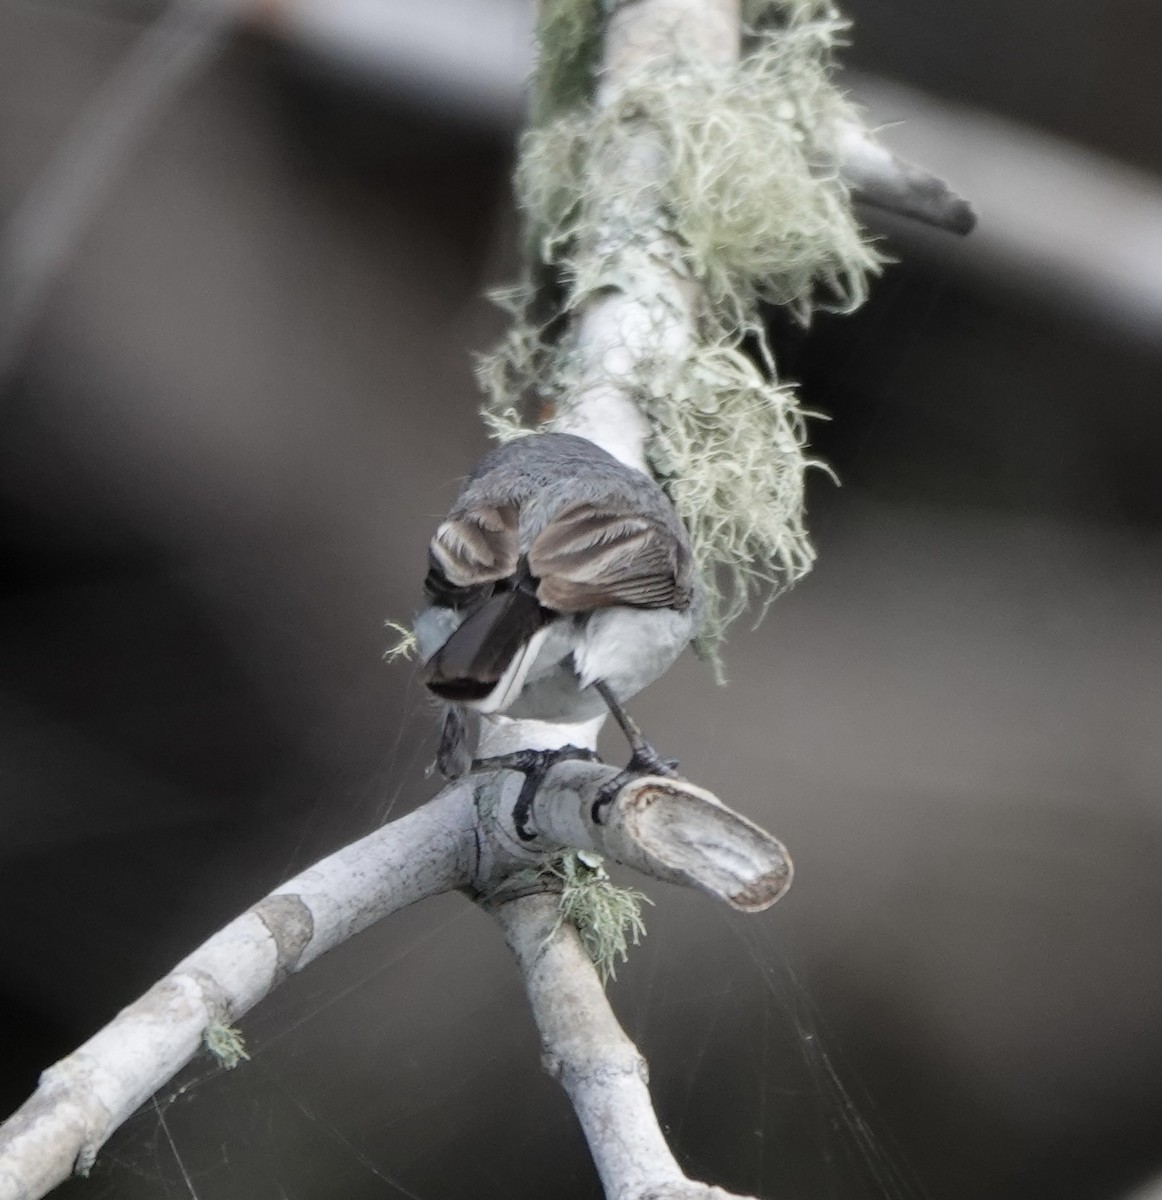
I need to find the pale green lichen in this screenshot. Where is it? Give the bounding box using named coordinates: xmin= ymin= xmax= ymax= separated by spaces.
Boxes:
xmin=517 ymin=26 xmax=877 ymax=325
xmin=541 ymin=850 xmax=652 ymax=982
xmin=530 ymin=0 xmax=605 ymax=124
xmin=479 ymin=0 xmax=879 ymax=663
xmin=639 ymin=345 xmax=821 ymax=663
xmin=743 ymin=0 xmax=844 ymax=29
xmin=382 ymin=619 xmax=418 ymax=664
xmin=475 ymin=283 xmax=549 ymax=436
xmin=204 ymin=1021 xmax=249 ymax=1069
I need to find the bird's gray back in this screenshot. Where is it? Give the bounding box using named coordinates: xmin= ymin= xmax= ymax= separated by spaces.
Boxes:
xmin=454 ymin=433 xmax=687 ymax=550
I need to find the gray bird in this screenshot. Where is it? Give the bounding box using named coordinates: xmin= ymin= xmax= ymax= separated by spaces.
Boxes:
xmin=414 ymin=433 xmax=697 ymax=778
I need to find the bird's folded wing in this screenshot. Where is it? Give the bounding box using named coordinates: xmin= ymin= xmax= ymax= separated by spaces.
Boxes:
xmin=529 ymin=503 xmax=692 ymax=612
xmin=429 ymin=504 xmax=519 ymax=589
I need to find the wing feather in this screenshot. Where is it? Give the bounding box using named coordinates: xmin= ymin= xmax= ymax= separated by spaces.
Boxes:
xmin=530 ymin=502 xmax=692 ymax=612
xmin=429 ymin=504 xmax=519 ymax=588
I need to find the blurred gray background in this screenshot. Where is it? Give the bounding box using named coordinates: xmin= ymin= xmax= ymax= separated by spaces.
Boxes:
xmin=1 ymin=1 xmax=1160 ymax=1198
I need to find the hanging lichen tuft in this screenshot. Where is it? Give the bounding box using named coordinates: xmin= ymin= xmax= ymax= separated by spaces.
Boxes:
xmin=530 ymin=0 xmax=605 ymax=124
xmin=478 ymin=0 xmax=880 ymax=667
xmin=546 ymin=851 xmax=653 ymax=983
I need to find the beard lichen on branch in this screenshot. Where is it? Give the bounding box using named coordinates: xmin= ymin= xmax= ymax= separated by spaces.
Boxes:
xmin=477 ymin=0 xmax=881 ymax=665
xmin=503 ymin=849 xmax=654 ymax=983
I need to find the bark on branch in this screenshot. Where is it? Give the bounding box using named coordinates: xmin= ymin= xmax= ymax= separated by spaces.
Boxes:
xmin=493 ymin=894 xmax=761 ymax=1200
xmin=0 ymin=765 xmax=792 ymax=1200
xmin=548 ymin=0 xmax=741 ymax=472
xmin=835 ymin=120 xmax=977 ymax=235
xmin=0 ymin=1 xmax=856 ymax=1197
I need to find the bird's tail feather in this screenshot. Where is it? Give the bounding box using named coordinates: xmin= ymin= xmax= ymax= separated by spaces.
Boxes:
xmin=422 ymin=589 xmax=550 ymax=706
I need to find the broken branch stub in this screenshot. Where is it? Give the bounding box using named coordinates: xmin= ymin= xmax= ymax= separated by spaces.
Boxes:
xmin=835 ymin=121 xmax=977 ymax=235
xmin=473 ymin=760 xmax=794 ymax=912
xmin=607 ymin=777 xmax=793 ymax=911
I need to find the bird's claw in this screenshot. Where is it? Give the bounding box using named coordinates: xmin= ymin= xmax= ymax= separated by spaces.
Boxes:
xmin=590 ymin=746 xmax=680 ymax=824
xmin=627 ymin=748 xmax=679 ymax=778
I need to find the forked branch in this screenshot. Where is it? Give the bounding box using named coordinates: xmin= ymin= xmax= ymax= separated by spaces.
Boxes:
xmin=0 ymin=764 xmax=792 ymax=1200
xmin=0 ymin=0 xmax=972 ymax=1197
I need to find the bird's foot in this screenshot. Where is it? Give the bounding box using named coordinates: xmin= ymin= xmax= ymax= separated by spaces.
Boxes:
xmin=591 ymin=744 xmax=681 ymax=825
xmin=471 ymin=745 xmax=595 ymax=777
xmin=434 ymin=704 xmax=472 ymax=779
xmin=626 ymin=745 xmax=680 ymax=778
xmin=472 ymin=745 xmax=598 ymax=842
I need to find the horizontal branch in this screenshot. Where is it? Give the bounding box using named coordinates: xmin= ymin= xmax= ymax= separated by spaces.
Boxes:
xmin=848 ymin=71 xmax=1162 ymax=337
xmin=478 ymin=760 xmax=793 ymax=912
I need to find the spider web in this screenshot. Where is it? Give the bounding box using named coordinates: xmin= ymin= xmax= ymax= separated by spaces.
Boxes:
xmin=46 ymin=847 xmax=928 ymax=1200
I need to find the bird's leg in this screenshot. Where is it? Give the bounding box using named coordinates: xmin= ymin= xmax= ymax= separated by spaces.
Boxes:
xmin=434 ymin=704 xmax=472 ymax=779
xmin=594 ymin=680 xmax=679 ymax=777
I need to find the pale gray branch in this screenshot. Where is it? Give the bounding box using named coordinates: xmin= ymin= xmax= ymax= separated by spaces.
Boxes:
xmin=263 ymin=0 xmax=1162 ymax=337
xmin=492 ymin=893 xmax=760 ymax=1200
xmin=549 ymin=0 xmax=741 ymax=471
xmin=0 ymin=2 xmax=799 ymax=1197
xmin=488 ymin=761 xmax=793 ymax=911
xmin=0 ymin=764 xmax=790 ymax=1200
xmin=0 ymin=788 xmax=474 ymax=1200
xmin=849 ymin=72 xmax=1162 ymax=336
xmin=835 ymin=121 xmax=976 ymax=235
